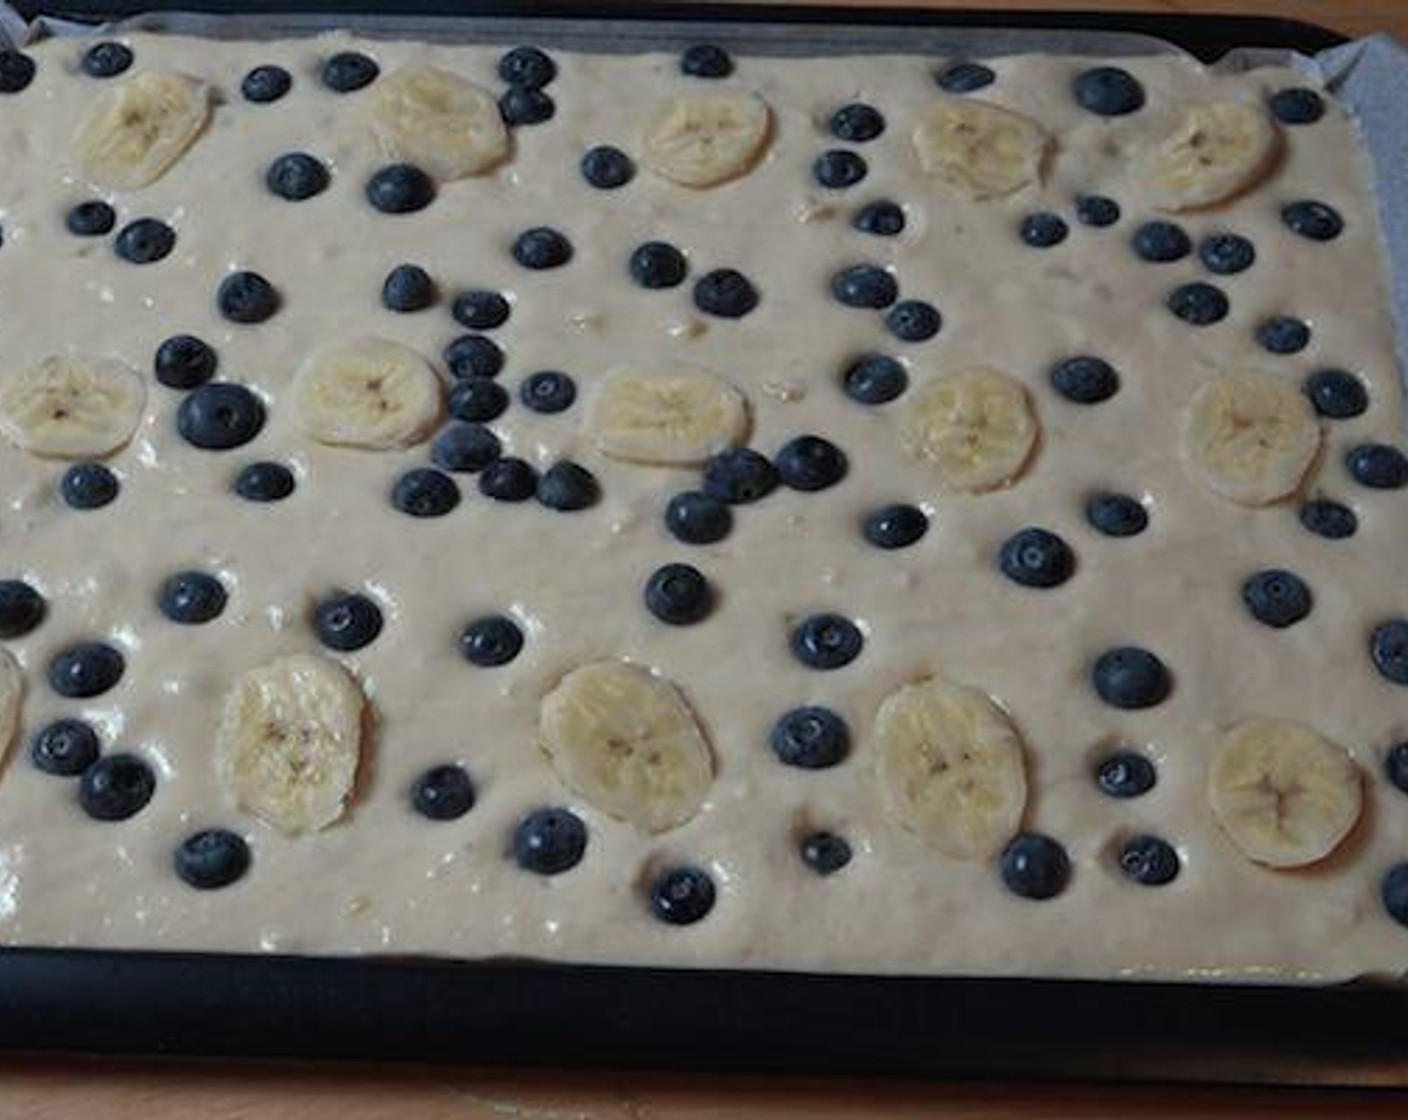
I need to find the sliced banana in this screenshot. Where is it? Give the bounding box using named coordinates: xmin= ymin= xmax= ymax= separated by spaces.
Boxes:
xmin=0 ymin=354 xmax=146 ymax=460
xmin=216 ymin=654 xmax=366 ymax=837
xmin=1183 ymin=369 xmax=1320 ymax=507
xmin=1142 ymin=101 xmax=1280 ymax=212
xmin=585 ymin=364 xmax=750 ymax=466
xmin=641 ymin=93 xmax=772 ymax=188
xmin=0 ymin=648 xmax=23 ymax=765
xmin=293 ymin=337 xmax=443 ymax=451
xmin=874 ymin=676 xmax=1028 ymax=861
xmin=539 ymin=660 xmax=715 ymax=834
xmin=370 ymin=64 xmax=509 ymax=182
xmin=899 ymin=367 xmax=1038 ymax=494
xmin=1208 ymin=717 xmax=1362 ymax=868
xmin=74 ymin=70 xmax=210 ymax=191
xmin=912 ymin=98 xmax=1049 ymax=200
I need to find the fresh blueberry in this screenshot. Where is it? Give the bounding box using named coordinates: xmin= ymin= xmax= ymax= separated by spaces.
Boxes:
xmin=381 ymin=263 xmax=435 ymax=312
xmin=1167 ymin=282 xmax=1229 ymax=326
xmin=241 ymin=64 xmax=291 ymax=103
xmin=830 ymin=102 xmax=885 ymax=142
xmin=321 ymin=51 xmax=379 ymax=93
xmin=1000 ymin=833 xmax=1071 ymax=900
xmin=514 ymin=808 xmax=587 ymax=874
xmin=512 ymin=226 xmax=572 ymax=269
xmin=61 ymin=462 xmax=119 ymax=509
xmin=443 ymin=334 xmax=505 ymax=380
xmin=1072 ymin=66 xmax=1145 ymax=116
xmin=800 ymin=831 xmax=852 ymax=875
xmin=1131 ymin=220 xmax=1191 ymax=263
xmin=936 ymin=60 xmax=995 ymax=93
xmin=1051 ymin=355 xmax=1119 ymax=404
xmin=790 ymin=613 xmax=862 ymax=671
xmin=154 ymin=334 xmax=217 ymax=389
xmin=410 ymin=764 xmax=476 ymax=821
xmin=366 ymin=164 xmax=435 ymax=214
xmin=498 ymin=45 xmax=556 ymax=88
xmin=1384 ymin=742 xmax=1408 ymax=795
xmin=830 ymin=264 xmax=897 ymax=309
xmin=775 ymin=434 xmax=847 ymax=492
xmin=49 ymin=641 xmax=124 ymax=699
xmin=680 ymin=44 xmax=732 ymax=78
xmin=1092 ymin=646 xmax=1172 ymax=709
xmin=1282 ymin=200 xmax=1343 ymax=241
xmin=265 ymin=152 xmax=329 ymax=201
xmin=1118 ymin=834 xmax=1180 ymax=886
xmin=1020 ymin=212 xmax=1068 ymax=249
xmin=499 ymin=86 xmax=554 ymax=126
xmin=451 ymin=289 xmax=510 ymax=329
xmin=701 ymin=448 xmax=777 ymax=504
xmin=79 ymin=754 xmax=154 ymax=821
xmin=1371 ymin=620 xmax=1408 ymax=685
xmin=460 ymin=614 xmax=523 ymax=667
xmin=629 ymin=241 xmax=688 ymax=289
xmin=30 ymin=718 xmax=100 ymax=777
xmin=998 ymin=527 xmax=1075 ymax=589
xmin=1086 ymin=492 xmax=1148 ymax=537
xmin=66 ymin=200 xmax=116 ymax=237
xmin=448 ymin=379 xmax=510 ymax=424
xmin=843 ymin=353 xmax=907 ymax=403
xmin=1381 ymin=864 xmax=1408 ymax=927
xmin=158 ymin=570 xmax=227 ymax=625
xmin=537 ymin=461 xmax=599 ymax=511
xmin=664 ymin=491 xmax=732 ymax=545
xmin=217 ymin=270 xmax=280 ymax=323
xmin=0 ymin=579 xmax=44 ymax=638
xmin=885 ymin=300 xmax=941 ymax=342
xmin=650 ymin=865 xmax=716 ymax=925
xmin=1269 ymin=87 xmax=1324 ymax=124
xmin=114 ymin=218 xmax=176 ymax=264
xmin=174 ymin=829 xmax=250 ymax=890
xmin=1257 ymin=315 xmax=1310 ymax=355
xmin=853 ymin=200 xmax=905 ymax=237
xmin=1095 ymin=751 xmax=1156 ymax=798
xmin=519 ymin=370 xmax=576 ymax=414
xmin=478 ymin=457 xmax=538 ymax=502
xmin=580 ymin=145 xmax=634 ymax=189
xmin=1299 ymin=498 xmax=1357 ymax=540
xmin=177 ymin=383 xmax=265 ymax=450
xmin=233 ymin=461 xmax=294 ymax=502
xmin=693 ymin=268 xmax=758 ymax=318
xmin=863 ymin=504 xmax=927 ymax=550
xmin=432 ymin=421 xmax=502 ymax=472
xmin=313 ymin=591 xmax=383 ymax=651
xmin=390 ymin=468 xmax=460 ymax=517
xmin=1347 ymin=444 xmax=1408 ymax=489
xmin=770 ymin=706 xmax=849 ymax=769
xmin=81 ymin=41 xmax=133 ymax=79
xmin=1075 ymin=195 xmax=1120 ymax=227
xmin=645 ymin=563 xmax=713 ymax=625
xmin=1305 ymin=369 xmax=1368 ymax=419
xmin=0 ymin=50 xmax=36 ymax=94
xmin=1198 ymin=232 xmax=1256 ymax=275
xmin=813 ymin=149 xmax=867 ymax=190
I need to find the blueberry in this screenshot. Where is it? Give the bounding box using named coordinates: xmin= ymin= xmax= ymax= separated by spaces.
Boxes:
xmin=265 ymin=152 xmax=329 ymax=201
xmin=512 ymin=226 xmax=572 ymax=269
xmin=66 ymin=200 xmax=116 ymax=237
xmin=1384 ymin=742 xmax=1408 ymax=795
xmin=1051 ymin=355 xmax=1119 ymax=404
xmin=443 ymin=334 xmax=505 ymax=380
xmin=1198 ymin=232 xmax=1256 ymax=275
xmin=830 ymin=264 xmax=897 ymax=309
xmin=321 ymin=51 xmax=379 ymax=93
xmin=174 ymin=829 xmax=250 ymax=890
xmin=1131 ymin=220 xmax=1191 ymax=263
xmin=1305 ymin=369 xmax=1368 ymax=419
xmin=177 ymin=383 xmax=266 ymax=450
xmin=645 ymin=563 xmax=713 ymax=625
xmin=1020 ymin=212 xmax=1068 ymax=249
xmin=813 ymin=149 xmax=867 ymax=190
xmin=1095 ymin=751 xmax=1156 ymax=798
xmin=234 ymin=461 xmax=295 ymax=502
xmin=1092 ymin=646 xmax=1172 ymax=709
xmin=650 ymin=865 xmax=716 ymax=925
xmin=936 ymin=61 xmax=995 ymax=93
xmin=391 ymin=468 xmax=460 ymax=517
xmin=1381 ymin=864 xmax=1408 ymax=927
xmin=998 ymin=527 xmax=1075 ymax=589
xmin=843 ymin=353 xmax=907 ymax=404
xmin=154 ymin=334 xmax=217 ymax=389
xmin=1167 ymin=282 xmax=1229 ymax=326
xmin=770 ymin=706 xmax=849 ymax=769
xmin=448 ymin=379 xmax=510 ymax=424
xmin=460 ymin=615 xmax=523 ymax=667
xmin=410 ymin=764 xmax=476 ymax=821
xmin=217 ymin=270 xmax=279 ymax=323
xmin=1119 ymin=834 xmax=1180 ymax=886
xmin=1270 ymin=87 xmax=1324 ymax=125
xmin=0 ymin=579 xmax=44 ymax=638
xmin=158 ymin=570 xmax=227 ymax=625
xmin=1282 ymin=200 xmax=1343 ymax=241
xmin=366 ymin=164 xmax=435 ymax=214
xmin=514 ymin=807 xmax=587 ymax=875
xmin=241 ymin=64 xmax=291 ymax=103
xmin=478 ymin=457 xmax=538 ymax=502
xmin=1256 ymin=315 xmax=1310 ymax=355
xmin=81 ymin=41 xmax=133 ymax=79
xmin=776 ymin=435 xmax=847 ymax=492
xmin=537 ymin=461 xmax=599 ymax=511
xmin=800 ymin=831 xmax=852 ymax=875
xmin=580 ymin=145 xmax=634 ymax=189
xmin=1086 ymin=492 xmax=1148 ymax=537
xmin=629 ymin=241 xmax=688 ymax=290
xmin=863 ymin=503 xmax=928 ymax=550
xmin=499 ymin=86 xmax=554 ymax=127
xmin=0 ymin=50 xmax=36 ymax=94
xmin=1371 ymin=620 xmax=1408 ymax=685
xmin=1075 ymin=195 xmax=1120 ymax=227
xmin=790 ymin=613 xmax=863 ymax=671
xmin=1000 ymin=833 xmax=1071 ymax=900
xmin=313 ymin=591 xmax=383 ymax=651
xmin=1299 ymin=498 xmax=1357 ymax=540
xmin=853 ymin=200 xmax=905 ymax=237
xmin=451 ymin=289 xmax=510 ymax=329
xmin=693 ymin=268 xmax=759 ymax=318
xmin=79 ymin=754 xmax=154 ymax=822
xmin=30 ymin=718 xmax=100 ymax=777
xmin=380 ymin=263 xmax=435 ymax=313
xmin=498 ymin=45 xmax=556 ymax=88
xmin=701 ymin=448 xmax=777 ymax=504
xmin=830 ymin=102 xmax=885 ymax=142
xmin=519 ymin=370 xmax=576 ymax=414
xmin=681 ymin=44 xmax=732 ymax=79
xmin=432 ymin=421 xmax=502 ymax=473
xmin=1347 ymin=444 xmax=1408 ymax=489
xmin=61 ymin=462 xmax=119 ymax=509
xmin=1072 ymin=66 xmax=1145 ymax=116
xmin=114 ymin=218 xmax=176 ymax=265
xmin=885 ymin=300 xmax=942 ymax=342
xmin=49 ymin=641 xmax=124 ymax=699
xmin=664 ymin=491 xmax=732 ymax=545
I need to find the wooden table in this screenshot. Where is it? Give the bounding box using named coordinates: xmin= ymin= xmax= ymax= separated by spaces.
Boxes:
xmin=6 ymin=1 xmax=1406 ymax=1115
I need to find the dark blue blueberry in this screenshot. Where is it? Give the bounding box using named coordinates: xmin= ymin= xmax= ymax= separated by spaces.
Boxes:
xmin=813 ymin=149 xmax=867 ymax=190
xmin=321 ymin=51 xmax=379 ymax=93
xmin=66 ymin=200 xmax=115 ymax=237
xmin=1371 ymin=620 xmax=1408 ymax=685
xmin=830 ymin=264 xmax=897 ymax=309
xmin=49 ymin=641 xmax=124 ymax=699
xmin=460 ymin=614 xmax=523 ymax=667
xmin=680 ymin=44 xmax=732 ymax=79
xmin=81 ymin=41 xmax=133 ymax=79
xmin=1119 ymin=834 xmax=1180 ymax=886
xmin=853 ymin=200 xmax=905 ymax=237
xmin=444 ymin=334 xmax=505 ymax=380
xmin=498 ymin=45 xmax=556 ymax=88
xmin=158 ymin=570 xmax=227 ymax=625
xmin=478 ymin=457 xmax=538 ymax=502
xmin=514 ymin=808 xmax=587 ymax=874
xmin=114 ymin=218 xmax=175 ymax=264
xmin=313 ymin=591 xmax=382 ymax=651
xmin=265 ymin=152 xmax=329 ymax=201
xmin=519 ymin=370 xmax=576 ymax=414
xmin=217 ymin=270 xmax=279 ymax=323
xmin=499 ymin=86 xmax=554 ymax=127
xmin=885 ymin=300 xmax=941 ymax=342
xmin=30 ymin=718 xmax=99 ymax=777
xmin=1305 ymin=369 xmax=1368 ymax=419
xmin=1000 ymin=833 xmax=1071 ymax=900
xmin=1270 ymin=87 xmax=1324 ymax=125
xmin=0 ymin=50 xmax=36 ymax=94
xmin=451 ymin=289 xmax=510 ymax=329
xmin=664 ymin=491 xmax=732 ymax=545
xmin=177 ymin=383 xmax=265 ymax=450
xmin=998 ymin=527 xmax=1075 ymax=589
xmin=1020 ymin=212 xmax=1068 ymax=249
xmin=830 ymin=102 xmax=885 ymax=142
xmin=1075 ymin=195 xmax=1120 ymax=227
xmin=1381 ymin=863 xmax=1408 ymax=927
xmin=863 ymin=503 xmax=927 ymax=550
xmin=789 ymin=613 xmax=863 ymax=671
xmin=432 ymin=421 xmax=502 ymax=472
xmin=241 ymin=64 xmax=291 ymax=103
xmin=936 ymin=61 xmax=995 ymax=93
xmin=537 ymin=460 xmax=599 ymax=511
xmin=1131 ymin=220 xmax=1191 ymax=263
xmin=79 ymin=754 xmax=154 ymax=821
xmin=1092 ymin=646 xmax=1172 ymax=709
xmin=580 ymin=145 xmax=634 ymax=189
xmin=1051 ymin=355 xmax=1119 ymax=404
xmin=843 ymin=353 xmax=907 ymax=403
xmin=154 ymin=334 xmax=217 ymax=389
xmin=61 ymin=462 xmax=119 ymax=510
xmin=770 ymin=706 xmax=849 ymax=769
xmin=1299 ymin=498 xmax=1357 ymax=540
xmin=1256 ymin=315 xmax=1310 ymax=355
xmin=775 ymin=434 xmax=847 ymax=492
xmin=629 ymin=241 xmax=688 ymax=289
xmin=1347 ymin=444 xmax=1408 ymax=489
xmin=1198 ymin=232 xmax=1256 ymax=275
xmin=1072 ymin=66 xmax=1145 ymax=116
xmin=1167 ymin=282 xmax=1229 ymax=326
xmin=1384 ymin=741 xmax=1408 ymax=795
xmin=701 ymin=448 xmax=777 ymax=504
xmin=1282 ymin=200 xmax=1343 ymax=241
xmin=447 ymin=379 xmax=509 ymax=424
xmin=693 ymin=268 xmax=758 ymax=318
xmin=800 ymin=831 xmax=852 ymax=875
xmin=0 ymin=579 xmax=44 ymax=638
xmin=174 ymin=829 xmax=250 ymax=889
xmin=644 ymin=563 xmax=713 ymax=625
xmin=512 ymin=226 xmax=572 ymax=269
xmin=1096 ymin=751 xmax=1156 ymax=798
xmin=391 ymin=467 xmax=460 ymax=517
xmin=1086 ymin=492 xmax=1148 ymax=537
xmin=234 ymin=461 xmax=295 ymax=502
xmin=381 ymin=263 xmax=435 ymax=312
xmin=410 ymin=764 xmax=475 ymax=821
xmin=366 ymin=164 xmax=434 ymax=214
xmin=650 ymin=865 xmax=716 ymax=925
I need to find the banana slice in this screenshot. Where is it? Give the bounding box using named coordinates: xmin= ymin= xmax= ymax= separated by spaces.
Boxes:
xmin=293 ymin=337 xmax=443 ymax=450
xmin=539 ymin=660 xmax=715 ymax=833
xmin=912 ymin=99 xmax=1049 ymax=200
xmin=641 ymin=93 xmax=772 ymax=188
xmin=370 ymin=64 xmax=509 ymax=182
xmin=216 ymin=654 xmax=366 ymax=837
xmin=585 ymin=364 xmax=750 ymax=466
xmin=1208 ymin=717 xmax=1362 ymax=868
xmin=0 ymin=354 xmax=146 ymax=459
xmin=899 ymin=367 xmax=1038 ymax=493
xmin=0 ymin=649 xmax=23 ymax=765
xmin=1143 ymin=101 xmax=1280 ymax=212
xmin=74 ymin=70 xmax=210 ymax=191
xmin=874 ymin=676 xmax=1028 ymax=860
xmin=1183 ymin=369 xmax=1320 ymax=507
